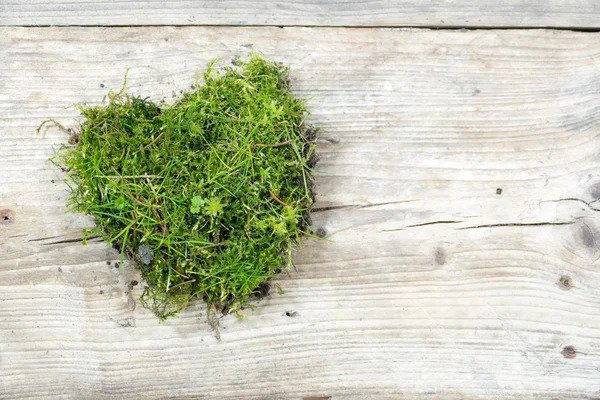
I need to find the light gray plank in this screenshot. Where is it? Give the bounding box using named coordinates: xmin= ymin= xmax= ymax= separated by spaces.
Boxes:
xmin=2 ymin=27 xmax=600 ymax=399
xmin=1 ymin=1 xmax=600 ymax=28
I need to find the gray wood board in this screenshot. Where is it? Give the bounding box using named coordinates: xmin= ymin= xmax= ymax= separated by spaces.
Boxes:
xmin=1 ymin=27 xmax=600 ymax=399
xmin=1 ymin=1 xmax=600 ymax=28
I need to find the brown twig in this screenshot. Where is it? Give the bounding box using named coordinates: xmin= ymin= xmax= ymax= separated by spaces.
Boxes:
xmin=130 ymin=211 xmax=137 ymax=238
xmin=94 ymin=174 xmax=161 ymax=179
xmin=254 ymin=139 xmax=293 ymax=148
xmin=197 ymin=243 xmax=225 ymax=250
xmin=124 ymin=190 xmax=150 ymax=207
xmin=123 ymin=189 xmax=167 ymax=234
xmin=269 ymin=190 xmax=289 ymax=207
xmin=170 ymin=267 xmax=190 ymax=280
xmin=90 ymin=120 xmax=108 ymax=130
xmin=133 ymin=131 xmax=164 ymax=155
xmin=168 ymin=279 xmax=196 ymax=292
xmin=151 ymin=207 xmax=168 ymax=235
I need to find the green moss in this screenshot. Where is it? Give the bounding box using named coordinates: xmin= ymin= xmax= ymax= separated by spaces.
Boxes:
xmin=42 ymin=54 xmax=318 ymax=320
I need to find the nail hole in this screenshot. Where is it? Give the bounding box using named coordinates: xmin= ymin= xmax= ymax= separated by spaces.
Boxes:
xmin=285 ymin=311 xmax=299 ymax=318
xmin=557 ymin=275 xmax=572 ymax=291
xmin=496 ymin=188 xmax=503 ymax=195
xmin=561 ymin=345 xmax=577 ymax=359
xmin=0 ymin=209 xmax=15 ymax=225
xmin=315 ymin=227 xmax=326 ymax=238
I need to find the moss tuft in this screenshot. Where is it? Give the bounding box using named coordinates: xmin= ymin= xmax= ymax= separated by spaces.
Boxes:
xmin=43 ymin=54 xmax=318 ymax=320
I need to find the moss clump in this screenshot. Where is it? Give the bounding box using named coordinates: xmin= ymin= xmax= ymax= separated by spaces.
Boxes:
xmin=44 ymin=55 xmax=317 ymax=320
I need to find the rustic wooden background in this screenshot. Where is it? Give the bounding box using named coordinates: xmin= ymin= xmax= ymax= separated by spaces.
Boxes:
xmin=1 ymin=3 xmax=600 ymax=400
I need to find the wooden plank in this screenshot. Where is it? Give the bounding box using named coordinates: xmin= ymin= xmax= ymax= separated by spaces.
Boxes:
xmin=2 ymin=26 xmax=600 ymax=399
xmin=1 ymin=1 xmax=600 ymax=29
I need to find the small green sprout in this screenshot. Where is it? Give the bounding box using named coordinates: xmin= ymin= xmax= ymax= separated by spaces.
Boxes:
xmin=203 ymin=197 xmax=224 ymax=218
xmin=190 ymin=196 xmax=205 ymax=214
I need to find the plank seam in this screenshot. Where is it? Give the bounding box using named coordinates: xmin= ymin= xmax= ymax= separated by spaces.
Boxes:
xmin=2 ymin=23 xmax=600 ymax=32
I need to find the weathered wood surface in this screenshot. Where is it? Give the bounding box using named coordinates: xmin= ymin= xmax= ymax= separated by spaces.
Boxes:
xmin=2 ymin=27 xmax=600 ymax=399
xmin=1 ymin=1 xmax=600 ymax=29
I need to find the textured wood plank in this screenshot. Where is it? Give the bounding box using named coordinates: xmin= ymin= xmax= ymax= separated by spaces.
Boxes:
xmin=1 ymin=1 xmax=600 ymax=29
xmin=2 ymin=27 xmax=600 ymax=399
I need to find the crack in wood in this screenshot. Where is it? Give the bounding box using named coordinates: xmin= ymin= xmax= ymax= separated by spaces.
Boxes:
xmin=311 ymin=205 xmax=357 ymax=212
xmin=41 ymin=235 xmax=101 ymax=246
xmin=382 ymin=220 xmax=462 ymax=232
xmin=28 ymin=235 xmax=60 ymax=242
xmin=312 ymin=199 xmax=415 ymax=213
xmin=318 ymin=136 xmax=340 ymax=144
xmin=406 ymin=220 xmax=463 ymax=228
xmin=458 ymin=222 xmax=575 ymax=230
xmin=541 ymin=198 xmax=600 ymax=212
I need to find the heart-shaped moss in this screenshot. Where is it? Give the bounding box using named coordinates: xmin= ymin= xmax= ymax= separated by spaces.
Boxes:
xmin=44 ymin=54 xmax=318 ymax=320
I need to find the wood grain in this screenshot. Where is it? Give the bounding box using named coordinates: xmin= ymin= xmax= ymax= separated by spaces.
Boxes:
xmin=2 ymin=27 xmax=600 ymax=399
xmin=1 ymin=1 xmax=600 ymax=29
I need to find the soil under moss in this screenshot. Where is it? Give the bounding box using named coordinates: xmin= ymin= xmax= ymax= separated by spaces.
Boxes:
xmin=43 ymin=54 xmax=318 ymax=320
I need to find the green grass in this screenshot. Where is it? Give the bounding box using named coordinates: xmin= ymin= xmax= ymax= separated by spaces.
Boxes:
xmin=41 ymin=54 xmax=318 ymax=321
